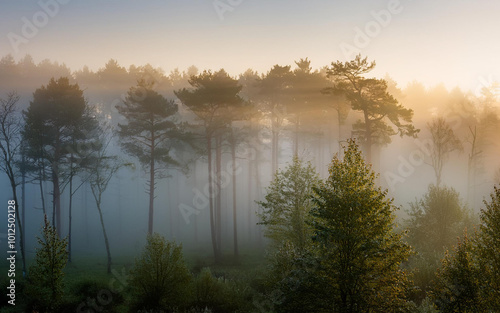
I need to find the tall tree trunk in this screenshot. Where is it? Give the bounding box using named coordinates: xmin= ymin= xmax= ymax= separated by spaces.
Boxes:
xmin=294 ymin=116 xmax=299 ymax=157
xmin=231 ymin=132 xmax=239 ymax=259
xmin=215 ymin=134 xmax=222 ymax=258
xmin=68 ymin=167 xmax=73 ymax=262
xmin=363 ymin=111 xmax=372 ymax=163
xmin=21 ymin=148 xmax=26 ymax=257
xmin=52 ymin=164 xmax=62 ymax=238
xmin=247 ymin=155 xmax=253 ymax=241
xmin=148 ymin=140 xmax=155 ymax=235
xmin=337 ymin=108 xmax=342 ymax=153
xmin=96 ymin=198 xmax=112 ymax=274
xmin=271 ymin=110 xmax=278 ymax=175
xmin=207 ymin=136 xmax=219 ymax=262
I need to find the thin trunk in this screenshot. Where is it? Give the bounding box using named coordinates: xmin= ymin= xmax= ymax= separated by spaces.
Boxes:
xmin=294 ymin=117 xmax=299 ymax=157
xmin=363 ymin=111 xmax=372 ymax=163
xmin=337 ymin=108 xmax=342 ymax=153
xmin=215 ymin=134 xmax=222 ymax=257
xmin=38 ymin=174 xmax=46 ymax=215
xmin=21 ymin=148 xmax=26 ymax=256
xmin=207 ymin=136 xmax=219 ymax=262
xmin=271 ymin=111 xmax=278 ymax=174
xmin=231 ymin=133 xmax=239 ymax=259
xmin=96 ymin=199 xmax=112 ymax=274
xmin=68 ymin=166 xmax=73 ymax=262
xmin=148 ymin=141 xmax=155 ymax=235
xmin=52 ymin=164 xmax=61 ymax=238
xmin=255 ymin=152 xmax=262 ymax=248
xmin=247 ymin=156 xmax=253 ymax=240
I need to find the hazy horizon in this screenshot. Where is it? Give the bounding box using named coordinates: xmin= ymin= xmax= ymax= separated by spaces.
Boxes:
xmin=2 ymin=0 xmax=500 ymax=93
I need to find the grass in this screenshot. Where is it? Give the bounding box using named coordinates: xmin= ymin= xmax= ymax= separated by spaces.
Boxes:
xmin=0 ymin=245 xmax=269 ymax=312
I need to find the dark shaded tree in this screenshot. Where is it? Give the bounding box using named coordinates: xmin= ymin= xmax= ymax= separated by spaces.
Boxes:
xmin=175 ymin=69 xmax=245 ymax=262
xmin=116 ymin=80 xmax=181 ymax=235
xmin=326 ymin=55 xmax=418 ymax=161
xmin=86 ymin=129 xmax=124 ymax=274
xmin=428 ymin=117 xmax=462 ymax=187
xmin=0 ymin=91 xmax=26 ymax=273
xmin=256 ymin=65 xmax=293 ymax=173
xmin=23 ymin=77 xmax=97 ymax=236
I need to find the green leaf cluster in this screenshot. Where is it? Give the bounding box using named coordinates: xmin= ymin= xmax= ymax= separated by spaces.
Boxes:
xmin=129 ymin=233 xmax=192 ymax=312
xmin=25 ymin=215 xmax=69 ymax=312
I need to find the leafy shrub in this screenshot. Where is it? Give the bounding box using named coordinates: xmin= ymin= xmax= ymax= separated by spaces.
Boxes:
xmin=25 ymin=215 xmax=68 ymax=313
xmin=60 ymin=278 xmax=125 ymax=313
xmin=129 ymin=233 xmax=192 ymax=312
xmin=193 ymin=267 xmax=250 ymax=313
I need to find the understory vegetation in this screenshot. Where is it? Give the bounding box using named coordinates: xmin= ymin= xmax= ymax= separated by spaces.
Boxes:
xmin=1 ymin=141 xmax=498 ymax=313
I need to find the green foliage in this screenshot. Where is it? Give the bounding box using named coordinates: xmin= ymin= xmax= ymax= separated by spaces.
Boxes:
xmin=309 ymin=139 xmax=413 ymax=312
xmin=406 ymin=185 xmax=474 ymax=301
xmin=432 ymin=231 xmax=485 ymax=312
xmin=193 ymin=267 xmax=250 ymax=313
xmin=412 ymin=297 xmax=439 ymax=313
xmin=61 ymin=278 xmax=126 ymax=313
xmin=129 ymin=233 xmax=192 ymax=312
xmin=25 ymin=215 xmax=69 ymax=312
xmin=476 ymin=185 xmax=500 ymax=311
xmin=406 ymin=184 xmax=472 ymax=255
xmin=258 ymin=156 xmax=321 ymax=251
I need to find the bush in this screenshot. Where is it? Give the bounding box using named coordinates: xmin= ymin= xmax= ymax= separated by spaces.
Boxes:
xmin=60 ymin=278 xmax=126 ymax=313
xmin=25 ymin=215 xmax=68 ymax=313
xmin=129 ymin=233 xmax=192 ymax=312
xmin=193 ymin=267 xmax=250 ymax=313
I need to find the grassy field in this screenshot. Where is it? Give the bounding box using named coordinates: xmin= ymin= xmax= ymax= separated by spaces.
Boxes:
xmin=0 ymin=245 xmax=269 ymax=312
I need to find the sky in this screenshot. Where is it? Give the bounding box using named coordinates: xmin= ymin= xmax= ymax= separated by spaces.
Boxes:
xmin=1 ymin=0 xmax=500 ymax=92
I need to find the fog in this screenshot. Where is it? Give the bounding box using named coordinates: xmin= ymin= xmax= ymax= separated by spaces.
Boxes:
xmin=0 ymin=55 xmax=498 ymax=262
xmin=1 ymin=1 xmax=500 ymax=311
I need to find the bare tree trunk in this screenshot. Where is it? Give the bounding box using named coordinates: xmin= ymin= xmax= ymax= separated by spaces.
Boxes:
xmin=96 ymin=199 xmax=112 ymax=274
xmin=215 ymin=134 xmax=222 ymax=259
xmin=148 ymin=135 xmax=155 ymax=235
xmin=21 ymin=148 xmax=26 ymax=257
xmin=294 ymin=116 xmax=299 ymax=157
xmin=68 ymin=169 xmax=73 ymax=262
xmin=52 ymin=164 xmax=62 ymax=238
xmin=230 ymin=132 xmax=239 ymax=259
xmin=363 ymin=111 xmax=372 ymax=163
xmin=207 ymin=136 xmax=219 ymax=262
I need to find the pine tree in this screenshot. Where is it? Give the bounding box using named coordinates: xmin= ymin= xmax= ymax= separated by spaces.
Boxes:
xmin=476 ymin=185 xmax=500 ymax=311
xmin=23 ymin=77 xmax=97 ymax=237
xmin=116 ymin=80 xmax=181 ymax=235
xmin=432 ymin=230 xmax=484 ymax=312
xmin=310 ymin=139 xmax=413 ymax=312
xmin=326 ymin=55 xmax=418 ymax=161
